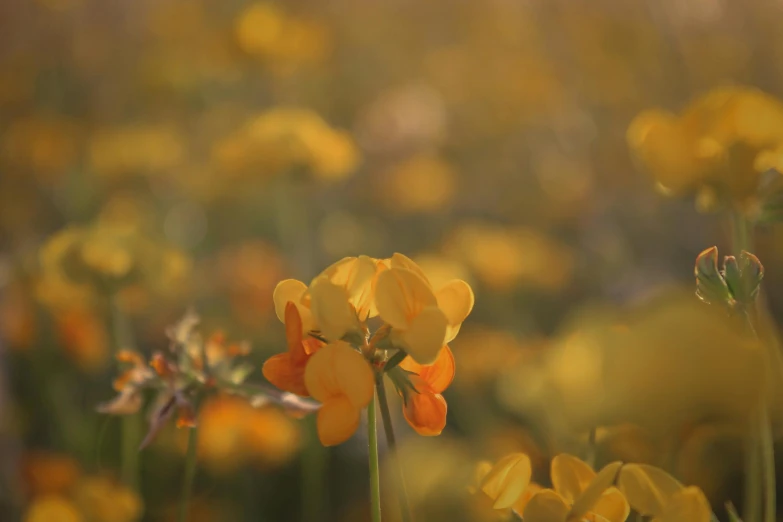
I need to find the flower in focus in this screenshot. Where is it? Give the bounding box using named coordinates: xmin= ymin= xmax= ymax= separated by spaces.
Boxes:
xmin=617 ymin=463 xmax=712 ymax=521
xmin=304 ymin=341 xmax=374 ymax=446
xmin=523 ymin=455 xmax=628 ymax=522
xmin=375 ymin=253 xmax=474 ymax=364
xmin=397 ymin=345 xmax=455 ymax=436
xmin=263 ymin=302 xmax=323 ymax=396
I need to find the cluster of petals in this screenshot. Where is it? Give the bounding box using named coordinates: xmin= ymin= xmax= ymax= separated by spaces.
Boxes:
xmin=477 ymin=453 xmax=712 ymax=522
xmin=262 ymin=254 xmax=474 ymax=445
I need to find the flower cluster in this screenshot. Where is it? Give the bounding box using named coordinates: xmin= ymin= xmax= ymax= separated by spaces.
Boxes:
xmin=628 ymin=86 xmax=783 ymax=209
xmin=98 ymin=310 xmax=313 ymax=448
xmin=263 ymin=253 xmax=474 ymax=445
xmin=475 ymin=452 xmax=712 ymax=522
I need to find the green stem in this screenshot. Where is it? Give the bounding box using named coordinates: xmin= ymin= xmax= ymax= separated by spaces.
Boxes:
xmin=375 ymin=374 xmax=413 ymax=522
xmin=108 ymin=295 xmax=140 ymax=489
xmin=178 ymin=425 xmax=199 ymax=522
xmin=302 ymin=416 xmax=327 ymax=522
xmin=368 ymin=392 xmax=382 ymax=522
xmin=732 ymin=211 xmax=775 ymax=522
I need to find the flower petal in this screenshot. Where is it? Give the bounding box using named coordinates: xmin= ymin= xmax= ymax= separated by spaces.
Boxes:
xmin=512 ymin=483 xmax=543 ymax=516
xmin=284 ymin=302 xmax=306 ymax=365
xmin=309 ymin=278 xmax=359 ymax=342
xmin=375 ymin=268 xmax=437 ymax=329
xmin=569 ymin=461 xmax=623 ymax=520
xmin=403 ymin=391 xmax=447 ymax=436
xmin=480 ymin=453 xmax=532 ymax=509
xmin=551 ymin=453 xmax=596 ymax=504
xmin=591 ymin=487 xmax=631 ymax=522
xmin=522 ymin=489 xmax=570 ymax=522
xmin=389 ymin=253 xmax=431 ymax=287
xmin=651 ymin=486 xmax=712 ymax=522
xmin=332 ymin=342 xmax=375 ymax=409
xmin=262 ymin=353 xmax=309 ymax=396
xmin=401 ymin=306 xmax=448 ymax=365
xmin=618 ymin=463 xmax=683 ymax=517
xmin=273 ymin=279 xmax=307 ymax=322
xmin=400 ymin=345 xmax=455 ymax=394
xmin=435 ymin=279 xmax=474 ymax=327
xmin=316 ymin=396 xmax=361 ymax=446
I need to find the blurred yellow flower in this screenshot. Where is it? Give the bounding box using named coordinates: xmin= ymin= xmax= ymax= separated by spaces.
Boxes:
xmin=24 ymin=495 xmax=82 ymax=522
xmin=54 ymin=306 xmax=109 ymax=372
xmin=629 ymin=86 xmax=783 ymax=206
xmin=445 ymin=223 xmax=574 ymax=292
xmin=88 ymin=125 xmax=185 ymax=178
xmin=212 ymin=108 xmax=358 ymax=180
xmin=21 ymin=451 xmax=81 ymax=497
xmin=198 ymin=395 xmax=301 ymax=471
xmin=235 ymin=3 xmax=331 ymax=67
xmin=380 ymin=154 xmax=457 ymax=214
xmin=523 ymin=456 xmax=628 ymax=522
xmin=303 ymin=341 xmax=374 ymax=446
xmin=73 ymin=476 xmax=142 ymax=522
xmin=2 ymin=116 xmax=81 ymax=180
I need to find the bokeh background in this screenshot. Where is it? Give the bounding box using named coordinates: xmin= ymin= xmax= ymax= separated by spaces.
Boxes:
xmin=4 ymin=0 xmax=783 ymax=521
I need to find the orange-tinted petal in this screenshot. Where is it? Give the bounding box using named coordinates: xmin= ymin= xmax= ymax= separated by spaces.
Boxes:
xmin=618 ymin=463 xmax=683 ymax=517
xmin=551 ymin=453 xmax=596 ymax=504
xmin=403 ymin=391 xmax=447 ymax=436
xmin=262 ymin=353 xmax=309 ymax=396
xmin=304 ymin=341 xmax=374 ymax=408
xmin=400 ymin=345 xmax=455 ymax=394
xmin=317 ymin=396 xmax=361 ymax=446
xmin=651 ymin=486 xmax=711 ymax=522
xmin=591 ymin=487 xmax=631 ymax=522
xmin=569 ymin=462 xmax=623 ymax=520
xmin=512 ymin=483 xmax=543 ymax=516
xmin=284 ymin=302 xmax=307 ymax=365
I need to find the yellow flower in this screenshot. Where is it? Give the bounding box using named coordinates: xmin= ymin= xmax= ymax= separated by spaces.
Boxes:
xmin=617 ymin=463 xmax=712 ymax=521
xmin=24 ymin=495 xmax=82 ymax=522
xmin=273 ymin=255 xmax=379 ymax=341
xmin=303 ymin=341 xmax=374 ymax=446
xmin=380 ymin=154 xmax=457 ymax=214
xmin=88 ymin=124 xmax=185 ymax=178
xmin=478 ymin=453 xmax=533 ymax=510
xmin=73 ymin=476 xmax=143 ymax=522
xmin=523 ymin=455 xmax=628 ymax=522
xmin=375 ymin=253 xmax=473 ymax=364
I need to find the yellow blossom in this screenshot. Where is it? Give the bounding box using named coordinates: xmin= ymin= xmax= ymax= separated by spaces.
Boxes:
xmin=24 ymin=495 xmax=82 ymax=522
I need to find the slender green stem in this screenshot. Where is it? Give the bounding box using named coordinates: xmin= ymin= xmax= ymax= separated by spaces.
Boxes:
xmin=744 ymin=422 xmax=763 ymax=522
xmin=368 ymin=392 xmax=382 ymax=522
xmin=178 ymin=425 xmax=199 ymax=522
xmin=732 ymin=211 xmax=775 ymax=522
xmin=108 ymin=295 xmax=140 ymax=489
xmin=302 ymin=416 xmax=327 ymax=522
xmin=375 ymin=374 xmax=413 ymax=522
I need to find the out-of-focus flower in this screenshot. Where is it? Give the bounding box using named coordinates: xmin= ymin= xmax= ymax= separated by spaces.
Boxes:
xmin=304 ymin=341 xmax=374 ymax=446
xmin=21 ymin=452 xmax=81 ymax=497
xmin=88 ymin=125 xmax=185 ymax=178
xmin=235 ymin=3 xmax=331 ymax=70
xmin=523 ymin=455 xmax=627 ymax=522
xmin=0 ymin=280 xmax=36 ymax=350
xmin=397 ymin=345 xmax=454 ymax=436
xmin=445 ymin=223 xmax=574 ymax=292
xmin=629 ymin=86 xmax=783 ymax=207
xmin=24 ymin=495 xmax=82 ymax=522
xmin=618 ymin=463 xmax=712 ymax=521
xmin=212 ymin=108 xmax=358 ymax=181
xmin=375 ymin=253 xmax=474 ymax=364
xmin=197 ymin=395 xmax=300 ymax=472
xmin=73 ymin=476 xmax=142 ymax=522
xmin=476 ymin=453 xmax=533 ymax=510
xmin=378 ymin=154 xmax=456 ymax=214
xmin=54 ymin=307 xmax=109 ymax=372
xmin=2 ymin=116 xmax=81 ymax=181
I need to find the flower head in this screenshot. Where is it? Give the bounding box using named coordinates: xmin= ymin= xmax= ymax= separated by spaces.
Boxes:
xmin=398 ymin=345 xmax=455 ymax=436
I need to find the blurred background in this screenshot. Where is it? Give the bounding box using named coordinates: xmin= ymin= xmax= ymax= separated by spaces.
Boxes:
xmin=4 ymin=0 xmax=783 ymax=520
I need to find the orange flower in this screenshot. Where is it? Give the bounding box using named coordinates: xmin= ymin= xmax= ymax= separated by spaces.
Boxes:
xmin=399 ymin=345 xmax=455 ymax=436
xmin=303 ymin=341 xmax=374 ymax=446
xmin=262 ymin=302 xmax=323 ymax=396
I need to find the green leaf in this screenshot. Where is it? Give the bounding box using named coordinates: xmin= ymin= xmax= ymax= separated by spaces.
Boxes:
xmin=694 ymin=247 xmax=730 ymax=305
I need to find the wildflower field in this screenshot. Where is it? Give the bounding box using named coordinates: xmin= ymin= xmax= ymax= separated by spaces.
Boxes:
xmin=5 ymin=0 xmax=783 ymax=521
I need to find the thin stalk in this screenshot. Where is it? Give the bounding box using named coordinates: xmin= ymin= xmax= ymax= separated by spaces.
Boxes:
xmin=108 ymin=295 xmax=140 ymax=489
xmin=368 ymin=393 xmax=382 ymax=522
xmin=178 ymin=425 xmax=199 ymax=522
xmin=375 ymin=374 xmax=413 ymax=522
xmin=585 ymin=426 xmax=597 ymax=469
xmin=732 ymin=211 xmax=775 ymax=522
xmin=302 ymin=416 xmax=327 ymax=522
